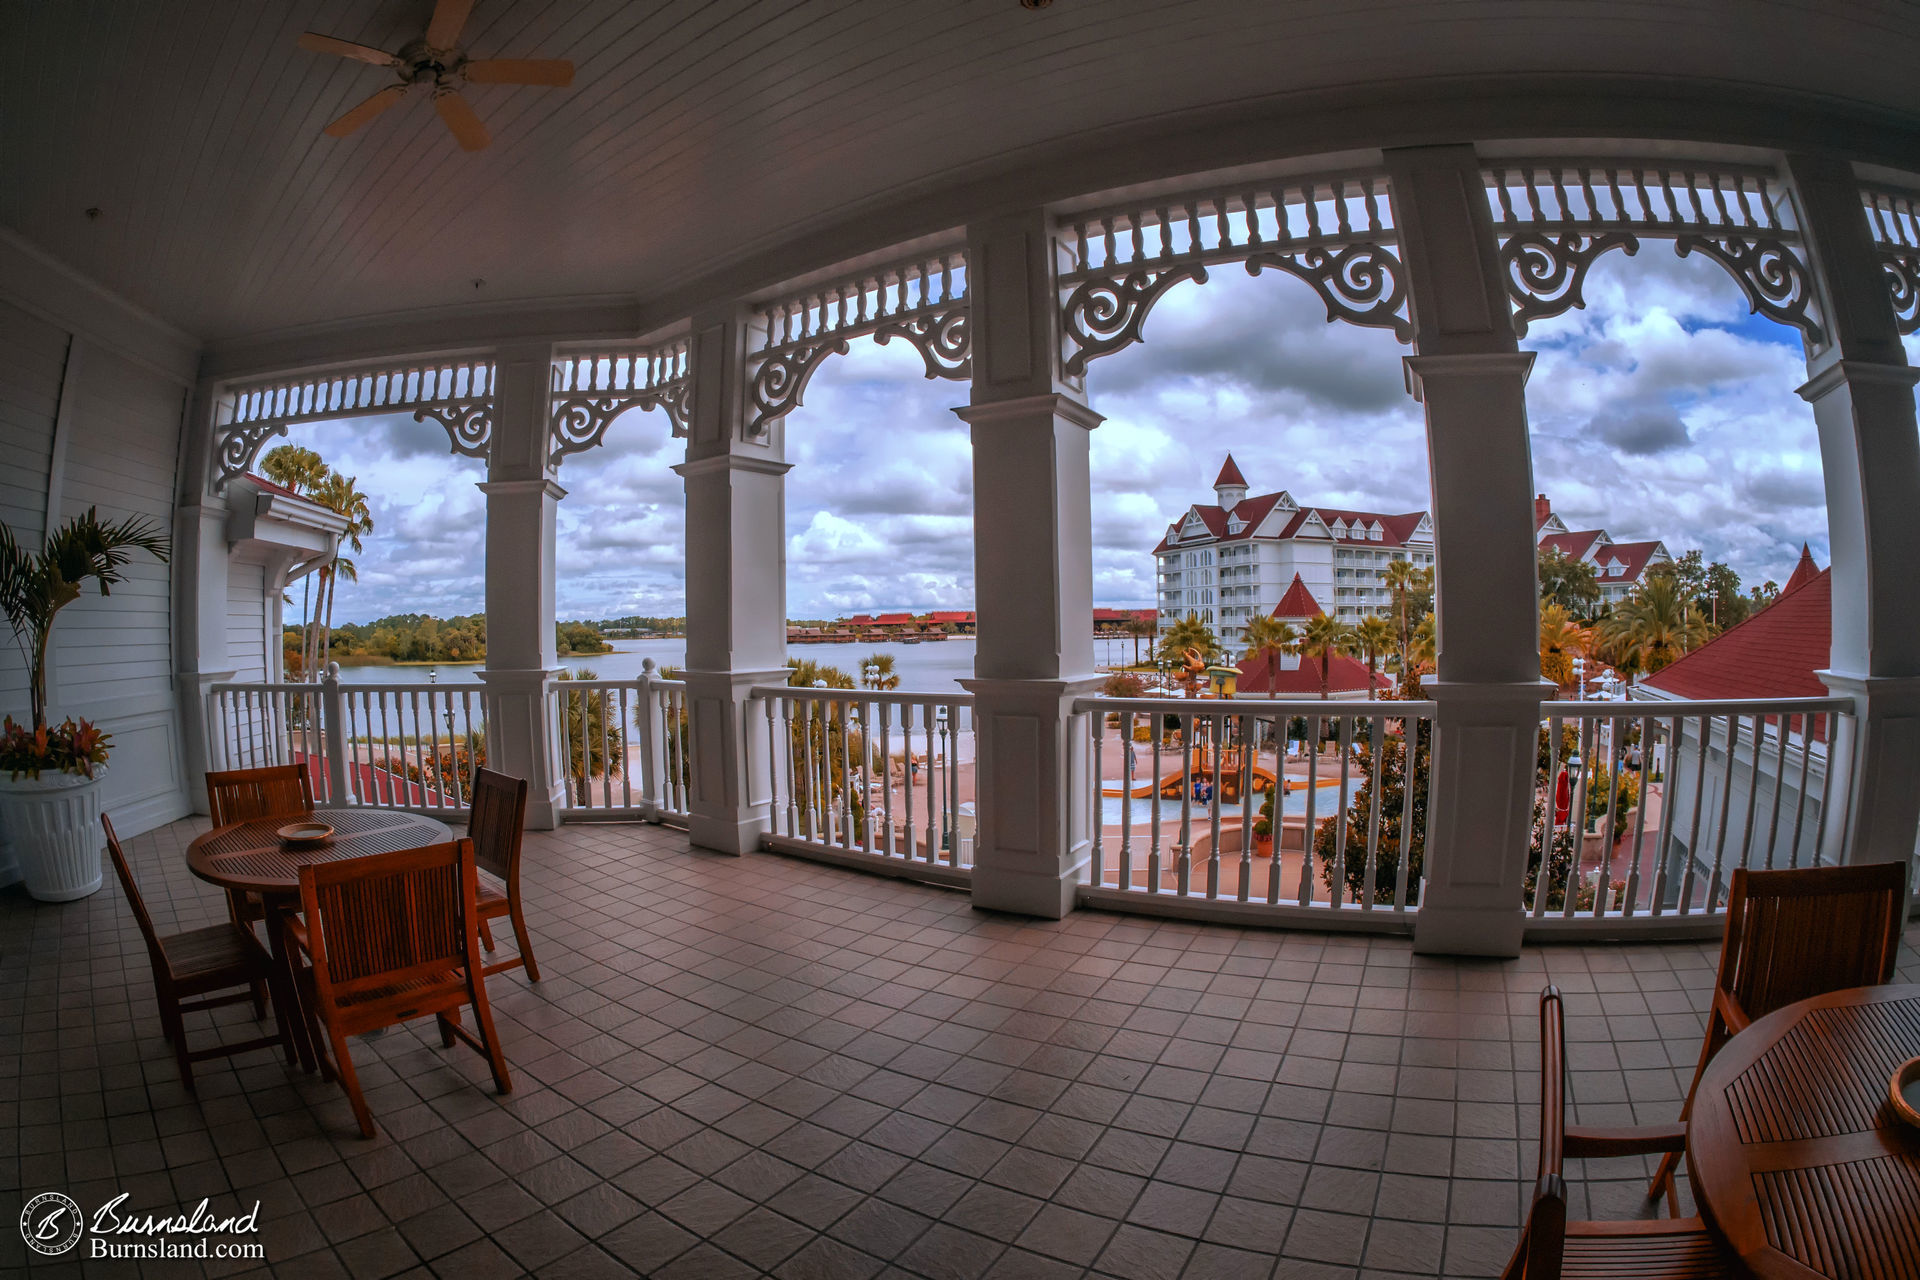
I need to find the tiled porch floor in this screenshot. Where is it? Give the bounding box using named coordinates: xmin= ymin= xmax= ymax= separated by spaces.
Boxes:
xmin=4 ymin=818 xmax=1916 ymax=1279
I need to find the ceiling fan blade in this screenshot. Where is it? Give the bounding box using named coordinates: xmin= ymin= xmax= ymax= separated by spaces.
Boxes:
xmin=425 ymin=0 xmax=475 ymax=49
xmin=434 ymin=91 xmax=490 ymax=151
xmin=298 ymin=32 xmax=400 ymax=67
xmin=462 ymin=58 xmax=573 ymax=86
xmin=323 ymin=86 xmax=407 ymax=137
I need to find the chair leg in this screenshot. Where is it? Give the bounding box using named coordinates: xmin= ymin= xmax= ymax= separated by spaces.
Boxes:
xmin=250 ymin=978 xmax=266 ymax=1020
xmin=507 ymin=902 xmax=540 ymax=983
xmin=1650 ymin=1018 xmax=1721 ymax=1202
xmin=478 ymin=918 xmax=496 ymax=951
xmin=436 ymin=1012 xmax=458 ymax=1049
xmin=464 ymin=981 xmax=513 ymax=1095
xmin=262 ymin=963 xmax=298 ymax=1067
xmin=326 ymin=1027 xmax=376 ymax=1138
xmin=163 ymin=999 xmax=195 ymax=1094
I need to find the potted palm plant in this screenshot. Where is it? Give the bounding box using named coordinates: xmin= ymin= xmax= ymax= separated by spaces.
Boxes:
xmin=1 ymin=509 xmax=170 ymax=900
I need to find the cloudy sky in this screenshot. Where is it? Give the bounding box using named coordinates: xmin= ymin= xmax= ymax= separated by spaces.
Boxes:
xmin=287 ymin=243 xmax=1864 ymax=626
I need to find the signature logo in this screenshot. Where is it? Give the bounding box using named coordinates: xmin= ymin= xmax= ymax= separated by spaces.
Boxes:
xmin=20 ymin=1192 xmax=83 ymax=1256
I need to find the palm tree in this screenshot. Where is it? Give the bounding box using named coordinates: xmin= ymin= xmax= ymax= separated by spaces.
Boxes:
xmin=1353 ymin=614 xmax=1394 ymax=700
xmin=1383 ymin=559 xmax=1433 ymax=678
xmin=309 ymin=472 xmax=374 ymax=674
xmin=1298 ymin=613 xmax=1354 ymax=700
xmin=1123 ymin=615 xmax=1156 ymax=667
xmin=1595 ymin=577 xmax=1711 ymax=677
xmin=1410 ymin=612 xmax=1436 ymax=672
xmin=860 ymin=652 xmax=899 ymax=690
xmin=1239 ymin=614 xmax=1298 ymax=697
xmin=1158 ymin=611 xmax=1219 ymax=666
xmin=554 ymin=668 xmax=623 ymax=805
xmin=1538 ymin=603 xmax=1590 ymax=692
xmin=262 ymin=445 xmax=330 ymax=665
xmin=0 ymin=509 xmax=170 ymax=730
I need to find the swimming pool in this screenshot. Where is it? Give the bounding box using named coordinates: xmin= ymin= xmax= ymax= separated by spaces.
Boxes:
xmin=1096 ymin=780 xmax=1355 ymax=826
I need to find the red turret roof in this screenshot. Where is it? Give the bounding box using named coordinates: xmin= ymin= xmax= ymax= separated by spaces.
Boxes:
xmin=1783 ymin=543 xmax=1819 ymax=594
xmin=1270 ymin=574 xmax=1325 ymax=620
xmin=1214 ymin=454 xmax=1247 ymax=488
xmin=1235 ymin=651 xmax=1390 ymax=696
xmin=1641 ymin=565 xmax=1830 ymax=704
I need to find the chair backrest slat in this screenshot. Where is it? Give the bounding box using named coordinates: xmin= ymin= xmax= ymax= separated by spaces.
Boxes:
xmin=300 ymin=841 xmax=473 ymax=994
xmin=207 ymin=764 xmax=314 ymax=827
xmin=101 ymin=815 xmax=165 ymax=965
xmin=1719 ymin=863 xmax=1907 ymax=1023
xmin=467 ymin=768 xmax=528 ymax=882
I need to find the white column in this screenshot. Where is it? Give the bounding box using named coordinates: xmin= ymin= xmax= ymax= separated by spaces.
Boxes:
xmin=478 ymin=343 xmax=566 ymax=828
xmin=1387 ymin=145 xmax=1551 ymax=957
xmin=1784 ymin=154 xmax=1920 ymax=868
xmin=958 ymin=210 xmax=1103 ymax=919
xmin=674 ymin=305 xmax=789 ymax=855
xmin=174 ymin=387 xmax=237 ymax=814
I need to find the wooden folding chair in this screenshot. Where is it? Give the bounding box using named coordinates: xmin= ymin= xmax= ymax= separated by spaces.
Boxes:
xmin=102 ymin=815 xmax=293 ymax=1092
xmin=1505 ymin=988 xmax=1734 ymax=1279
xmin=467 ymin=768 xmax=538 ymax=980
xmin=289 ymin=839 xmax=511 ymax=1137
xmin=205 ymin=764 xmax=315 ymax=925
xmin=1649 ymin=861 xmax=1908 ymax=1202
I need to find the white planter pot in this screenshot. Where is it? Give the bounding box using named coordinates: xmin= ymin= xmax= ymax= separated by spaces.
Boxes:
xmin=0 ymin=766 xmax=108 ymax=902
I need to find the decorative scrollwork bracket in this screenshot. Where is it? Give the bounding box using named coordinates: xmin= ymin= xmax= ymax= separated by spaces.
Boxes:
xmin=1674 ymin=234 xmax=1826 ymax=346
xmin=1500 ymin=231 xmax=1641 ymax=336
xmin=549 ymin=380 xmax=693 ymax=465
xmin=872 ymin=307 xmax=971 ymax=380
xmin=1061 ymin=265 xmax=1208 ymax=376
xmin=1244 ymin=243 xmax=1412 ymax=343
xmin=1880 ymin=250 xmax=1920 ymax=336
xmin=413 ymin=399 xmax=494 ymax=458
xmin=746 ymin=339 xmax=849 ymax=438
xmin=212 ymin=421 xmax=291 ymax=493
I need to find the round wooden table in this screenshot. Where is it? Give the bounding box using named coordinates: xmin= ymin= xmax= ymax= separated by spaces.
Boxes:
xmin=188 ymin=810 xmax=454 ymax=1069
xmin=1687 ymin=983 xmax=1920 ymax=1279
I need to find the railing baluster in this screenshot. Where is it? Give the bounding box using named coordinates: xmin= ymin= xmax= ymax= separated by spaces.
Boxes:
xmin=1362 ymin=715 xmax=1384 ymax=911
xmin=1177 ymin=717 xmax=1193 ymax=896
xmin=1206 ymin=713 xmax=1222 ymax=900
xmin=1148 ymin=715 xmax=1162 ymax=894
xmin=1298 ymin=716 xmax=1320 ymax=906
xmin=1237 ymin=713 xmax=1254 ymax=903
xmin=1091 ymin=709 xmax=1105 ymax=888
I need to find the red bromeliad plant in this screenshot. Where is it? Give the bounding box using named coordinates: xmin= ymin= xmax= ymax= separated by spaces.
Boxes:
xmin=1 ymin=715 xmax=112 ymax=780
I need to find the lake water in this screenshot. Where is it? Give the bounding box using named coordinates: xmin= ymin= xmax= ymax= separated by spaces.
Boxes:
xmin=334 ymin=635 xmax=1147 ymax=694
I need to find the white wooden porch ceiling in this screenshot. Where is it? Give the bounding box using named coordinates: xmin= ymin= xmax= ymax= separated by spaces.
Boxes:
xmin=5 ymin=0 xmax=1918 ymax=347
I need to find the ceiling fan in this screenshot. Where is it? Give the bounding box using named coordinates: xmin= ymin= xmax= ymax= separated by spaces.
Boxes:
xmin=299 ymin=0 xmax=573 ymax=151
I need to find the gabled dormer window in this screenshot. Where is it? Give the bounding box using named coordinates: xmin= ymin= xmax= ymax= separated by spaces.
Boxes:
xmin=1608 ymin=560 xmax=1624 ymax=577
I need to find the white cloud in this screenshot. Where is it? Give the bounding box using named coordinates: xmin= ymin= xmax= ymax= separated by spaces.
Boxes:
xmin=293 ymin=240 xmax=1840 ymax=626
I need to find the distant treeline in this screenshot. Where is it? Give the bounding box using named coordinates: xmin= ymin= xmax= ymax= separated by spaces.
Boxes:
xmin=286 ymin=613 xmax=613 ymax=667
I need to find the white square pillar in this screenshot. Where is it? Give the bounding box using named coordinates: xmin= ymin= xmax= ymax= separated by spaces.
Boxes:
xmin=479 ymin=343 xmax=566 ymax=828
xmin=958 ymin=210 xmax=1103 ymax=919
xmin=1785 ymin=154 xmax=1920 ymax=869
xmin=1387 ymin=145 xmax=1552 ymax=956
xmin=675 ymin=307 xmax=789 ymax=855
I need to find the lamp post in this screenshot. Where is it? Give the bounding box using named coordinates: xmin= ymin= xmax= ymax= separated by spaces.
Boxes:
xmin=935 ymin=705 xmax=952 ymax=852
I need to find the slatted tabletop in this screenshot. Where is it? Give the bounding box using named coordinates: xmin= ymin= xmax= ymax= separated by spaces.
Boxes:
xmin=1688 ymin=984 xmax=1920 ymax=1280
xmin=187 ymin=810 xmax=455 ymax=895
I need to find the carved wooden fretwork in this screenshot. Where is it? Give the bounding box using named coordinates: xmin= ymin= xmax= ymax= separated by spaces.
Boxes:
xmin=1245 ymin=242 xmax=1412 ymax=342
xmin=1499 ymin=231 xmax=1640 ymax=336
xmin=1862 ymin=184 xmax=1920 ymax=335
xmin=412 ymin=399 xmax=494 ymax=458
xmin=746 ymin=250 xmax=969 ymax=437
xmin=548 ymin=338 xmax=692 ymax=464
xmin=1486 ymin=162 xmax=1825 ymax=344
xmin=1674 ymin=234 xmax=1824 ymax=344
xmin=213 ymin=356 xmax=496 ymax=491
xmin=1056 ymin=172 xmax=1408 ymax=374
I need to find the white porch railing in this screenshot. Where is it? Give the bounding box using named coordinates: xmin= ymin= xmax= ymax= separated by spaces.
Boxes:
xmin=1526 ymin=696 xmax=1856 ymax=933
xmin=205 ymin=664 xmax=485 ymax=815
xmin=1073 ymin=696 xmax=1437 ymax=929
xmin=750 ymin=686 xmax=974 ymax=887
xmin=546 ymin=661 xmax=691 ymax=823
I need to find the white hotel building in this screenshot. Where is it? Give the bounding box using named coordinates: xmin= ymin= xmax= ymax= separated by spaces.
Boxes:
xmin=1152 ymin=456 xmax=1436 ymax=648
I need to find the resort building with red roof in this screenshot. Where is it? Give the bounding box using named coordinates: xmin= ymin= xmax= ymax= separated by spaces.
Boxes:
xmin=1533 ymin=493 xmax=1673 ymax=608
xmin=1152 ymin=455 xmax=1435 ymax=648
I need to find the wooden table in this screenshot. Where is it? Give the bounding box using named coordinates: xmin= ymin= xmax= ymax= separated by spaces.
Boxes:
xmin=1688 ymin=983 xmax=1920 ymax=1279
xmin=187 ymin=810 xmax=454 ymax=1068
